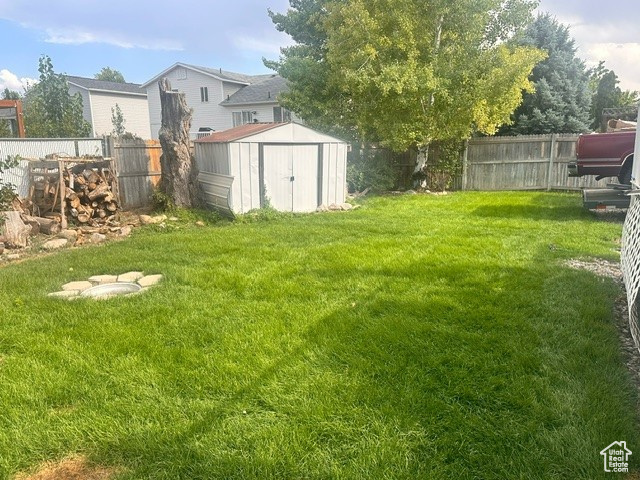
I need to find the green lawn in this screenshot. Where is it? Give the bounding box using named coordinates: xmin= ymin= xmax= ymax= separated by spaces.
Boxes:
xmin=0 ymin=192 xmax=638 ymax=479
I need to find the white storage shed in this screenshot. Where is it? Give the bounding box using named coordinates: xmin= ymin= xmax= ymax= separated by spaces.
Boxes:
xmin=195 ymin=122 xmax=348 ymax=215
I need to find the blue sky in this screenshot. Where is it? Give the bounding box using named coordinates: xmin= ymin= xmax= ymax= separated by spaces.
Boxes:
xmin=0 ymin=0 xmax=638 ymax=92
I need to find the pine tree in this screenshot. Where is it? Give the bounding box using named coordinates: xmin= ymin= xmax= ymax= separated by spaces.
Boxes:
xmin=499 ymin=14 xmax=591 ymax=135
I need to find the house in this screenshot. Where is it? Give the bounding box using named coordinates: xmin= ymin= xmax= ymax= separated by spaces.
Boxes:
xmin=195 ymin=122 xmax=348 ymax=215
xmin=141 ymin=63 xmax=292 ymax=139
xmin=66 ymin=76 xmax=151 ymax=139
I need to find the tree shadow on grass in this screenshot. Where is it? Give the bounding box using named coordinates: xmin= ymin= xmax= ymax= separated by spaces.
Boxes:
xmin=472 ymin=204 xmax=589 ymax=222
xmin=92 ymin=254 xmax=639 ymax=479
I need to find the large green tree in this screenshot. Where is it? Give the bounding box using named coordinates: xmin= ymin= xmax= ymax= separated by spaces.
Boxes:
xmin=23 ymin=56 xmax=91 ymax=138
xmin=588 ymin=62 xmax=639 ymax=131
xmin=267 ymin=0 xmax=544 ymax=151
xmin=95 ymin=67 xmax=126 ymax=83
xmin=499 ymin=14 xmax=591 ymax=135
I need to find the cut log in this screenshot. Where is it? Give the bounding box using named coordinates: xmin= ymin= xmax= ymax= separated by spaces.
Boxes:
xmin=83 ymin=170 xmax=100 ymax=184
xmin=87 ymin=184 xmax=109 ymax=201
xmin=21 ymin=215 xmax=62 ymax=235
xmin=105 ymin=201 xmax=118 ymax=212
xmin=1 ymin=211 xmax=30 ymax=248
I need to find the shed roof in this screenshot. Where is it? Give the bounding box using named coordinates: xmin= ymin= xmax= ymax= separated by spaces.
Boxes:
xmin=195 ymin=122 xmax=348 ymax=145
xmin=196 ymin=123 xmax=285 ymax=143
xmin=66 ymin=76 xmax=146 ymax=96
xmin=220 ymin=76 xmax=288 ymax=106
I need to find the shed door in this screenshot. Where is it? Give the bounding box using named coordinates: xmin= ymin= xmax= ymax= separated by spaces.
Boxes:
xmin=263 ymin=145 xmax=318 ymax=212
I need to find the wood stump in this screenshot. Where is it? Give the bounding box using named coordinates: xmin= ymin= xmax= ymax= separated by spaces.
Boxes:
xmin=158 ymin=78 xmax=202 ymax=208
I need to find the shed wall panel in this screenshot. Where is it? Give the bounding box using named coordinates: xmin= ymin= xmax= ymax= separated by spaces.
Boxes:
xmin=195 ymin=143 xmax=230 ymax=174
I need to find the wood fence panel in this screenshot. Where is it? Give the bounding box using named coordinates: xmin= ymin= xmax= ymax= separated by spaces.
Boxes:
xmin=111 ymin=138 xmax=162 ymax=208
xmin=463 ymin=134 xmax=613 ymax=191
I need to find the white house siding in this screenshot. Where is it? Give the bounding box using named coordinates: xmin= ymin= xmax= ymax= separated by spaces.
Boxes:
xmin=89 ymin=92 xmax=151 ymax=138
xmin=222 ymin=82 xmax=243 ymax=103
xmin=67 ymin=85 xmax=93 ymax=134
xmin=147 ymin=68 xmax=242 ymax=139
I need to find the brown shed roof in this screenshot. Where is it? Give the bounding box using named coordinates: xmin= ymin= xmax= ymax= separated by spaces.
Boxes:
xmin=196 ymin=122 xmax=286 ymax=143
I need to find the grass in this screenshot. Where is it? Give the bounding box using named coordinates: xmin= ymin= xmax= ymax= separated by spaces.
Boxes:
xmin=0 ymin=191 xmax=638 ymax=479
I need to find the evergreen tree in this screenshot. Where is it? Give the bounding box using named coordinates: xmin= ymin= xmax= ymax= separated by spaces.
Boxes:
xmin=499 ymin=14 xmax=591 ymax=135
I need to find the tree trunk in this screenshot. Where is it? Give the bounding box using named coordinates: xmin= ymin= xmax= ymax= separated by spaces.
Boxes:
xmin=413 ymin=144 xmax=430 ymax=189
xmin=158 ymin=78 xmax=202 ymax=207
xmin=1 ymin=211 xmax=30 ymax=248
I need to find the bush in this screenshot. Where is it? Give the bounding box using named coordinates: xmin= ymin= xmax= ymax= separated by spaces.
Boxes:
xmin=0 ymin=155 xmax=19 ymax=223
xmin=347 ymin=147 xmax=396 ymax=193
xmin=425 ymin=140 xmax=465 ymax=191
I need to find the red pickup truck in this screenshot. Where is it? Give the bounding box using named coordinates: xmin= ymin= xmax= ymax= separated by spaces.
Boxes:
xmin=570 ymin=130 xmax=635 ymax=183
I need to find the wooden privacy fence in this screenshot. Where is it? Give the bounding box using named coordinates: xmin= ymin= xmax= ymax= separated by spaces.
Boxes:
xmin=460 ymin=134 xmax=610 ymax=191
xmin=106 ymin=137 xmax=162 ymax=208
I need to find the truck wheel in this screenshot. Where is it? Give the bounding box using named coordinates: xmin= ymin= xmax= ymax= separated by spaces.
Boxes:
xmin=619 ymin=159 xmax=633 ymax=184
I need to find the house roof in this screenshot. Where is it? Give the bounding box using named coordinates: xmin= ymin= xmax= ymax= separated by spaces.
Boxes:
xmin=195 ymin=123 xmax=286 ymax=143
xmin=140 ymin=62 xmax=274 ymax=88
xmin=220 ymin=75 xmax=289 ymax=106
xmin=66 ymin=76 xmax=146 ymax=96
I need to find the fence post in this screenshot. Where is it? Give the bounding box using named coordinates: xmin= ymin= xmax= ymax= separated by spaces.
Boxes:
xmin=461 ymin=139 xmax=469 ymax=191
xmin=547 ymin=133 xmax=557 ymax=191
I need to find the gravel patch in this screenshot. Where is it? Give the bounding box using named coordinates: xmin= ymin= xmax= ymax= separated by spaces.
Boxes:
xmin=564 ymin=258 xmax=640 ymax=395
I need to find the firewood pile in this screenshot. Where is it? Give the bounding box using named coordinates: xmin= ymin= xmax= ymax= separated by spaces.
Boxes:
xmin=64 ymin=164 xmax=119 ymax=225
xmin=28 ymin=157 xmax=120 ymax=227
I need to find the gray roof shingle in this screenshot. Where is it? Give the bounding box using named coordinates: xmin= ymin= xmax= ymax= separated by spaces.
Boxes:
xmin=220 ymin=75 xmax=289 ymax=106
xmin=66 ymin=76 xmax=146 ymax=95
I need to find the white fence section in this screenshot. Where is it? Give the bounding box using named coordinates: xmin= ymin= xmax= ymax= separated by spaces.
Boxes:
xmin=621 ymin=105 xmax=640 ymax=353
xmin=0 ymin=138 xmax=104 ymax=198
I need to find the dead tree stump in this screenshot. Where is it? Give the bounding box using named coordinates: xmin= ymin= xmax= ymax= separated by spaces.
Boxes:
xmin=1 ymin=211 xmax=30 ymax=248
xmin=158 ymin=78 xmax=202 ymax=208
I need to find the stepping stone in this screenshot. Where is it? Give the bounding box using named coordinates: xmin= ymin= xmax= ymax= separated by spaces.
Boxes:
xmin=62 ymin=281 xmax=93 ymax=292
xmin=117 ymin=271 xmax=144 ymax=283
xmin=42 ymin=239 xmax=68 ymax=250
xmin=91 ymin=233 xmax=107 ymax=243
xmin=48 ymin=290 xmax=79 ymax=298
xmin=88 ymin=275 xmax=118 ymax=284
xmin=137 ymin=274 xmax=163 ymax=287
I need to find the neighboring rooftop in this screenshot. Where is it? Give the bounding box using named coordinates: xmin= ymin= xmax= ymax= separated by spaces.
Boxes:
xmin=195 ymin=122 xmax=286 ymax=143
xmin=220 ymin=75 xmax=289 ymax=106
xmin=66 ymin=76 xmax=146 ymax=96
xmin=140 ymin=62 xmax=275 ymax=88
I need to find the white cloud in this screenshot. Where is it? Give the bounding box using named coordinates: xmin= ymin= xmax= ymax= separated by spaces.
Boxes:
xmin=583 ymin=43 xmax=640 ymax=91
xmin=44 ymin=27 xmax=184 ymax=51
xmin=234 ymin=32 xmax=293 ymax=57
xmin=536 ymin=2 xmax=640 ymax=92
xmin=0 ymin=69 xmax=36 ymax=93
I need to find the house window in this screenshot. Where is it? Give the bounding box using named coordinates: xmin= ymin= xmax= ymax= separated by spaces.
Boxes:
xmin=273 ymin=106 xmax=291 ymax=123
xmin=200 ymin=87 xmax=209 ymax=103
xmin=233 ymin=111 xmax=254 ymax=127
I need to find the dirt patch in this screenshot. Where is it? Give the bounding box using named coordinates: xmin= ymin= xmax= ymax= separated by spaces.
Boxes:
xmin=564 ymin=258 xmax=623 ymax=281
xmin=564 ymin=258 xmax=640 ymax=392
xmin=14 ymin=456 xmax=119 ymax=480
